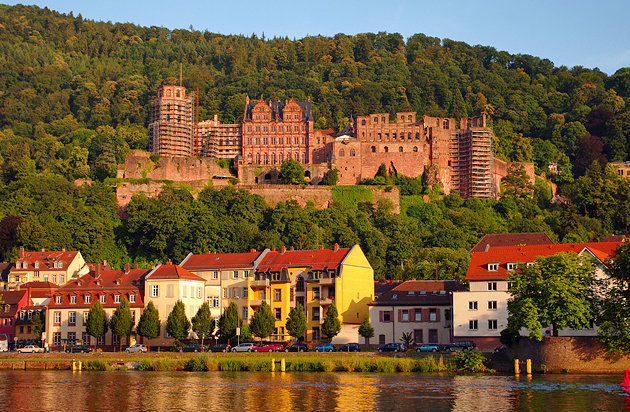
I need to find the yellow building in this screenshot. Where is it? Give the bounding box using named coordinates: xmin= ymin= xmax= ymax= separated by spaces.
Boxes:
xmin=252 ymin=244 xmax=374 ymax=343
xmin=144 ymin=262 xmax=206 ymax=346
xmin=9 ymin=247 xmax=86 ymax=286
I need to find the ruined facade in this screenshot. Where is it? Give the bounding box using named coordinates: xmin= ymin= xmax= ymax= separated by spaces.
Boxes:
xmin=197 ymin=115 xmax=242 ymax=159
xmin=149 ymin=85 xmax=194 ymax=157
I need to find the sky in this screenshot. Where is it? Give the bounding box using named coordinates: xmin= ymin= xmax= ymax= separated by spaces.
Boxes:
xmin=5 ymin=0 xmax=630 ymax=75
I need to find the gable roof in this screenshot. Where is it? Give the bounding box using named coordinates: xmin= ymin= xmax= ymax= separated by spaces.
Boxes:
xmin=11 ymin=250 xmax=80 ymax=272
xmin=243 ymin=99 xmax=313 ymax=122
xmin=466 ymin=241 xmax=622 ymax=281
xmin=369 ymin=280 xmax=466 ymax=306
xmin=470 ymin=233 xmax=554 ymax=253
xmin=0 ymin=290 xmax=28 ymax=317
xmin=146 ymin=262 xmax=206 ymax=282
xmin=180 ymin=251 xmax=264 ymax=270
xmin=257 ymin=247 xmax=351 ymax=272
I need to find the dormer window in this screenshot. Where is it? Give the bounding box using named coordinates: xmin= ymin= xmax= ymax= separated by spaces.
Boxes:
xmin=488 ymin=263 xmax=499 ymax=272
xmin=58 ymin=262 xmax=63 ymax=269
xmin=114 ymin=295 xmax=121 ymax=304
xmin=34 ymin=261 xmax=40 ymax=269
xmin=129 ymin=294 xmax=136 ymax=303
xmin=526 ymin=261 xmax=535 ymax=266
xmin=4 ymin=305 xmax=9 ymax=313
xmin=70 ymin=296 xmax=77 ymax=304
xmin=100 ymin=295 xmax=106 ymax=304
xmin=15 ymin=262 xmax=20 ymax=269
xmin=85 ymin=295 xmax=91 ymax=304
xmin=507 ymin=263 xmax=517 ymax=271
xmin=55 ymin=296 xmax=62 ymax=304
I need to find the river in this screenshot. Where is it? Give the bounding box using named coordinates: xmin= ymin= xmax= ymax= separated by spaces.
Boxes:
xmin=0 ymin=371 xmax=626 ymax=411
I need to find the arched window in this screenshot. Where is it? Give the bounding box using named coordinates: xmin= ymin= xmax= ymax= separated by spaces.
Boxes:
xmin=350 ymin=149 xmax=356 ymax=157
xmin=264 ymin=173 xmax=272 ymax=180
xmin=413 ymin=146 xmax=418 ymax=152
xmin=264 ymin=153 xmax=269 ymax=164
xmin=296 ymin=277 xmax=305 ymax=292
xmin=271 ymin=153 xmax=276 ymax=164
xmin=279 ymin=153 xmax=284 ymax=163
xmin=384 ymin=146 xmax=389 ymax=153
xmin=399 ymin=146 xmax=403 ymax=152
xmin=339 ymin=149 xmax=345 ymax=157
xmin=256 ymin=153 xmax=261 ymax=164
xmin=443 ymin=119 xmax=449 ymax=129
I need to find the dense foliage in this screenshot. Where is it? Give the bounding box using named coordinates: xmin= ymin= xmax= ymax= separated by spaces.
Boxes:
xmin=1 ymin=5 xmax=630 ymax=281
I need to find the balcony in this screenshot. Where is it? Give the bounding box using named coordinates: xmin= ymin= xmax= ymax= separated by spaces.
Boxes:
xmin=249 ymin=298 xmax=270 ymax=308
xmin=319 ymin=277 xmax=335 ymax=285
xmin=250 ymin=279 xmax=269 ymax=289
xmin=319 ymin=297 xmax=334 ymax=306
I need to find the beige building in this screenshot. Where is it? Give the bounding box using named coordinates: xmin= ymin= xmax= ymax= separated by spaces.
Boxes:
xmin=143 ymin=262 xmax=206 ymax=346
xmin=368 ymin=280 xmax=465 ymax=346
xmin=9 ymin=248 xmax=86 ymax=286
xmin=198 ymin=115 xmax=242 ymax=159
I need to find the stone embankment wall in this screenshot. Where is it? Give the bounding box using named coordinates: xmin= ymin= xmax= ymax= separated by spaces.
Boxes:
xmin=493 ymin=337 xmax=630 ymax=373
xmin=117 ymin=150 xmax=234 ymax=181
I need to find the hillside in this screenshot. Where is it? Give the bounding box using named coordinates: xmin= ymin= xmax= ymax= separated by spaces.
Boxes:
xmin=0 ymin=4 xmax=629 ymax=279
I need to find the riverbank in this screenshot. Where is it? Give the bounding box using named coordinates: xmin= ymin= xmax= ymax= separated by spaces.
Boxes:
xmin=0 ymin=352 xmax=470 ymax=373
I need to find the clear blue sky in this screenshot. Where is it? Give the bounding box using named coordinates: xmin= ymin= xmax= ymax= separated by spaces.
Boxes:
xmin=5 ymin=0 xmax=630 ymax=75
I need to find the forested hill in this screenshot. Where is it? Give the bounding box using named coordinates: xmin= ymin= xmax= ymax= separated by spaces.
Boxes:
xmin=0 ymin=4 xmax=630 ymax=280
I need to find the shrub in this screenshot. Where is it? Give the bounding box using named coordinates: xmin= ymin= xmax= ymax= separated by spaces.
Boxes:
xmin=453 ymin=349 xmax=489 ymax=373
xmin=186 ymin=354 xmax=210 ymax=371
xmin=84 ymin=360 xmax=109 ymax=371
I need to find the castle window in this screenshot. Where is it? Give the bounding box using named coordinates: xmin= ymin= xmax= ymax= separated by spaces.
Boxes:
xmin=339 ymin=150 xmax=345 ymax=157
xmin=362 ymin=120 xmax=366 ymax=125
xmin=392 ymin=133 xmax=396 ymax=139
xmin=279 ymin=153 xmax=284 ymax=162
xmin=272 ymin=153 xmax=276 ymax=164
xmin=350 ymin=149 xmax=356 ymax=157
xmin=264 ymin=153 xmax=269 ymax=164
xmin=408 ymin=115 xmax=412 ymax=121
xmin=371 ymin=146 xmax=376 ymax=153
xmin=399 ymin=146 xmax=403 ymax=152
xmin=413 ymin=146 xmax=418 ymax=152
xmin=443 ymin=119 xmax=449 ymax=129
xmin=384 ymin=146 xmax=389 ymax=153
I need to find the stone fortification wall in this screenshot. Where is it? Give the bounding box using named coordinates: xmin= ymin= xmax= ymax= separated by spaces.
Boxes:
xmin=117 ymin=150 xmax=234 ymax=182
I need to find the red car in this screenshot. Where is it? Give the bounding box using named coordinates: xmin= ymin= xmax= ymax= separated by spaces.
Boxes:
xmin=253 ymin=343 xmax=284 ymax=352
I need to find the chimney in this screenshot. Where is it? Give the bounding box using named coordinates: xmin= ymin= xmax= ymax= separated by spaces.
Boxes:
xmin=281 ymin=247 xmax=286 ymax=254
xmin=27 ymin=287 xmax=31 ymax=305
xmin=271 ymin=247 xmax=276 ymax=252
xmin=19 ymin=246 xmax=24 ymax=259
xmin=62 ymin=247 xmax=66 ymax=252
xmin=41 ymin=248 xmax=45 ymax=252
xmin=290 ymin=246 xmax=294 ymax=251
xmin=214 ymin=114 xmax=218 ymax=122
xmin=133 ymin=263 xmax=138 ymax=269
xmin=319 ymin=245 xmax=324 ymax=250
xmin=95 ymin=263 xmax=102 ymax=278
xmin=334 ymin=243 xmax=340 ymax=251
xmin=124 ymin=263 xmax=130 ymax=273
xmin=16 ymin=284 xmax=20 ymax=291
xmin=250 ymin=248 xmax=256 ymax=253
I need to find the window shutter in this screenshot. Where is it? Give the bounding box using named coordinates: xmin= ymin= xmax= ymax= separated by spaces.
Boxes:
xmin=379 ymin=311 xmax=384 ymax=322
xmin=435 ymin=308 xmax=440 ymax=322
xmin=410 ymin=309 xmax=415 ymax=322
xmin=423 ymin=309 xmax=430 ymax=322
xmin=398 ymin=309 xmax=403 ymax=322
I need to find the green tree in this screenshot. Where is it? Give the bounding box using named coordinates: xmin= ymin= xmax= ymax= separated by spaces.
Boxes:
xmin=321 ymin=304 xmax=341 ymax=341
xmin=320 ymin=169 xmax=339 ymax=186
xmin=502 ymin=163 xmax=534 ymax=200
xmin=218 ymin=301 xmax=242 ymax=344
xmin=31 ymin=311 xmax=45 ymax=342
xmin=249 ymin=300 xmax=275 ymax=341
xmin=358 ymin=316 xmax=375 ymax=344
xmin=86 ymin=301 xmax=108 ymax=349
xmin=285 ymin=303 xmax=307 ymax=340
xmin=400 ymin=331 xmax=414 ymax=348
xmin=191 ymin=302 xmax=213 ymax=346
xmin=507 ymin=252 xmax=595 ymax=339
xmin=136 ymin=301 xmax=160 ymax=349
xmin=110 ymin=297 xmax=134 ymax=351
xmin=166 ymin=300 xmax=191 ymax=342
xmin=280 ymin=159 xmax=306 ymax=184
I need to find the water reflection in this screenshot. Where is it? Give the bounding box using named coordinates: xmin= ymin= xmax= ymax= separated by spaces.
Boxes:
xmin=0 ymin=371 xmax=625 ymax=411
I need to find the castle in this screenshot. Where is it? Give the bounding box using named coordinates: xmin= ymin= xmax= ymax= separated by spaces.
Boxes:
xmin=148 ymin=85 xmax=528 ymax=199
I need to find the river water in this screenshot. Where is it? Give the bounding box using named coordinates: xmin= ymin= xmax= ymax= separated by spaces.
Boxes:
xmin=0 ymin=371 xmax=626 ymax=411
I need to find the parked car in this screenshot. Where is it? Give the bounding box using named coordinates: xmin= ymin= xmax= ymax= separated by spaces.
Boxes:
xmin=209 ymin=344 xmax=231 ymax=353
xmin=253 ymin=343 xmax=284 ymax=352
xmin=231 ymin=343 xmax=255 ymax=352
xmin=415 ymin=344 xmax=439 ymax=352
xmin=17 ymin=345 xmax=44 ymax=353
xmin=125 ymin=344 xmax=147 ymax=353
xmin=445 ymin=341 xmax=476 ymax=352
xmin=65 ymin=345 xmax=92 ymax=353
xmin=314 ymin=343 xmax=336 ymax=352
xmin=337 ymin=343 xmax=360 ymax=352
xmin=180 ymin=344 xmax=205 ymax=353
xmin=377 ymin=343 xmax=406 ymax=352
xmin=494 ymin=344 xmax=507 ymax=353
xmin=285 ymin=343 xmax=308 ymax=352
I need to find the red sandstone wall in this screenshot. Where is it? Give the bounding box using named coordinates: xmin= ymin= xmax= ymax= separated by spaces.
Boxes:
xmin=493 ymin=159 xmax=536 ymax=194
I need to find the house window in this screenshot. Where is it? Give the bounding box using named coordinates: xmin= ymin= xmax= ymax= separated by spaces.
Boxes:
xmin=151 ymin=285 xmax=159 ymax=297
xmin=212 ymin=271 xmax=219 ymax=279
xmin=445 ymin=309 xmax=451 ymax=321
xmin=130 ymin=295 xmax=135 ymax=303
xmin=55 ymin=296 xmax=62 ymax=304
xmin=275 ymin=308 xmax=282 ymax=320
xmin=182 ymin=286 xmax=187 ymax=298
xmin=428 ymin=329 xmax=438 ymax=343
xmin=313 ymin=287 xmax=320 ymax=300
xmin=274 ymin=289 xmax=281 ymax=301
xmin=68 ymin=312 xmax=76 ymax=326
xmin=44 ymin=274 xmax=48 ymax=281
xmin=469 ymin=320 xmax=478 ymax=330
xmin=53 ymin=332 xmax=61 ymax=346
xmin=488 ymin=319 xmax=498 ymax=330
xmin=379 ymin=334 xmax=386 ymax=345
xmin=198 ymin=287 xmax=203 ymax=299
xmin=82 ymin=332 xmax=89 ymax=346
xmin=100 ymin=295 xmax=106 ymax=304
xmin=383 ymin=311 xmax=391 ymax=322
xmin=243 ymin=307 xmax=248 ymax=319
xmin=402 ymin=309 xmax=409 ymax=322
xmin=429 ymin=309 xmax=437 ymax=322
xmin=213 ymin=297 xmax=219 ymax=307
xmin=114 ymin=295 xmax=121 ymax=304
xmin=34 ymin=271 xmax=39 ymax=278
xmin=233 ymin=271 xmax=239 ymax=279
xmin=54 ymin=312 xmax=61 ymax=325
xmin=488 ymin=263 xmax=499 ymax=272
xmin=167 ymin=284 xmax=174 ymax=298
xmin=296 ymin=277 xmax=304 ymax=292
xmin=60 ymin=275 xmax=65 ymax=283
xmin=414 ymin=310 xmax=422 ymax=321
xmin=469 ymin=301 xmax=478 ymax=310
xmin=223 ymin=288 xmax=227 ymax=298
xmin=312 ymin=307 xmax=320 ymax=321
xmin=97 ymin=335 xmax=105 ymax=345
xmin=85 ymin=295 xmax=91 ymax=304
xmin=244 ymin=270 xmax=249 ymax=278
xmin=488 ymin=301 xmax=497 ymax=310
xmin=414 ymin=329 xmax=423 ymax=344
xmin=112 ymin=334 xmax=120 ymax=346
xmin=312 ymin=327 xmax=320 ymax=341
xmin=507 ymin=263 xmax=517 ymax=271
xmin=52 ymin=274 xmax=57 ymax=283
xmin=488 ymin=282 xmax=497 ymax=291
xmin=83 ymin=312 xmax=88 ymax=325
xmin=70 ymin=296 xmax=77 ymax=304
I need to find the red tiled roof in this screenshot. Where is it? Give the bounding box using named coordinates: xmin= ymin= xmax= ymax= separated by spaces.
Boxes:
xmin=369 ymin=280 xmax=465 ymax=306
xmin=257 ymin=248 xmax=350 ymax=272
xmin=315 ymin=128 xmax=335 ymax=136
xmin=0 ymin=290 xmax=28 ymax=317
xmin=466 ymin=241 xmax=622 ymax=281
xmin=181 ymin=251 xmax=263 ymax=270
xmin=146 ymin=262 xmax=206 ymax=282
xmin=22 ymin=281 xmax=58 ymax=299
xmin=374 ymin=279 xmax=404 ymax=297
xmin=470 ymin=233 xmax=554 ymax=253
xmin=10 ymin=250 xmax=80 ymax=272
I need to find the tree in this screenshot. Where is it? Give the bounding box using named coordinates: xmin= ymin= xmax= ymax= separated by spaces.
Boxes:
xmin=320 ymin=169 xmax=339 ymax=186
xmin=597 ymin=242 xmax=630 ymax=353
xmin=358 ymin=316 xmax=374 ymax=344
xmin=166 ymin=300 xmax=191 ymax=342
xmin=507 ymin=252 xmax=595 ymax=340
xmin=285 ymin=303 xmax=307 ymax=340
xmin=31 ymin=311 xmax=45 ymax=342
xmin=501 ymin=163 xmax=534 ymax=200
xmin=86 ymin=301 xmax=108 ymax=349
xmin=191 ymin=302 xmax=213 ymax=346
xmin=137 ymin=301 xmax=160 ymax=349
xmin=400 ymin=331 xmax=414 ymax=348
xmin=218 ymin=302 xmax=241 ymax=344
xmin=249 ymin=300 xmax=275 ymax=341
xmin=321 ymin=304 xmax=341 ymax=341
xmin=110 ymin=297 xmax=134 ymax=351
xmin=280 ymin=159 xmax=306 ymax=184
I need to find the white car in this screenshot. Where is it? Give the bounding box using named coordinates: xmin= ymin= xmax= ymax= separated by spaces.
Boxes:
xmin=17 ymin=345 xmax=44 ymax=353
xmin=125 ymin=344 xmax=147 ymax=353
xmin=231 ymin=343 xmax=254 ymax=352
